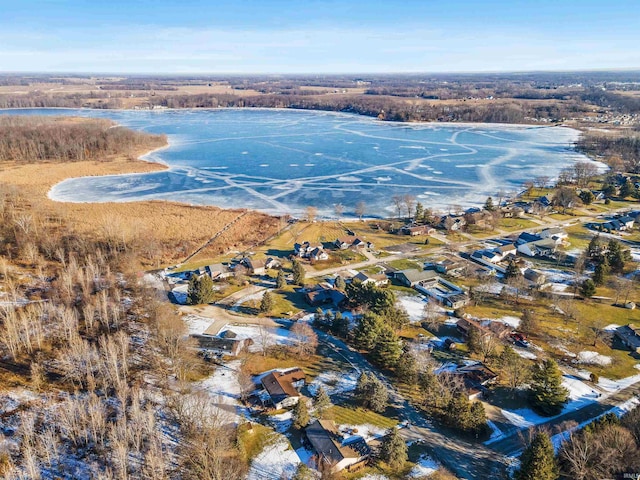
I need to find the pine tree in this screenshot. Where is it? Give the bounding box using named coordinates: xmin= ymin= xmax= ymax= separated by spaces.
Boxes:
xmin=592 ymin=257 xmax=609 ymax=286
xmin=579 ymin=189 xmax=595 ymax=205
xmin=355 ymin=371 xmax=371 ymax=406
xmin=371 ymin=326 xmax=402 ymax=368
xmin=314 ymin=386 xmax=332 ymax=417
xmin=259 ymin=291 xmax=275 ymax=313
xmin=607 ymin=239 xmax=630 ymax=273
xmin=292 ymin=397 xmax=310 ymax=429
xmin=446 ymin=393 xmax=471 ymax=431
xmin=587 ymin=234 xmax=603 ymax=259
xmin=467 ymin=326 xmax=482 ymax=354
xmin=619 ymin=179 xmax=635 ymax=198
xmin=379 ymin=427 xmax=408 ymax=471
xmin=353 ymin=312 xmax=384 ymax=351
xmin=580 ymin=278 xmax=596 ymax=298
xmin=313 ymin=307 xmax=324 ymax=327
xmin=292 ymin=464 xmax=315 ymax=480
xmin=529 ymin=359 xmax=569 ymax=416
xmin=276 ymin=270 xmax=287 ymax=289
xmin=331 ymin=311 xmax=349 ymax=338
xmin=520 ymin=309 xmax=537 ymax=334
xmin=292 ymin=260 xmax=305 ymax=285
xmin=505 ymin=260 xmax=521 ymax=279
xmin=187 ymin=274 xmax=215 ymax=305
xmin=368 ymin=376 xmax=389 ymax=413
xmin=334 ymin=275 xmax=346 ymax=291
xmin=484 ymin=196 xmax=496 ymax=211
xmin=415 ymin=202 xmax=425 ymax=223
xmin=469 ymin=401 xmax=488 ymax=435
xmin=515 ymin=431 xmax=559 ymax=480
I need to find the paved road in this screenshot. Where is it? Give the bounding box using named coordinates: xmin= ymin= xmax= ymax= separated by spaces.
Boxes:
xmin=319 ymin=332 xmax=510 ymax=480
xmin=488 ymin=380 xmax=640 ymax=456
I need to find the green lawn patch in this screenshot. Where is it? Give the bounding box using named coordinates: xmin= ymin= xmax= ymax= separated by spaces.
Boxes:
xmin=387 ymin=259 xmax=423 ymax=271
xmin=237 ymin=422 xmax=277 ymax=461
xmin=326 ymin=405 xmax=398 ymax=429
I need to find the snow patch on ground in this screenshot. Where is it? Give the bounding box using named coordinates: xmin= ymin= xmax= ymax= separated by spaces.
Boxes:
xmin=513 ymin=347 xmax=538 ymax=360
xmin=337 ymin=424 xmax=386 ymax=443
xmin=217 ymin=324 xmax=293 ymax=352
xmin=183 ymin=314 xmax=215 ymax=335
xmin=307 ymin=370 xmax=358 ymax=397
xmin=484 ymin=420 xmax=506 ymax=445
xmin=603 ymin=323 xmax=620 ymax=332
xmin=577 ymin=351 xmax=612 ymax=366
xmin=247 ymin=436 xmax=300 ymax=480
xmin=497 ymin=316 xmax=521 ymax=329
xmin=396 ymin=294 xmax=428 ymax=323
xmin=268 ymin=411 xmax=293 ymax=434
xmin=598 ymin=373 xmax=640 ymax=392
xmin=408 ymin=455 xmax=440 ymax=478
xmin=197 ymin=360 xmax=243 ymax=424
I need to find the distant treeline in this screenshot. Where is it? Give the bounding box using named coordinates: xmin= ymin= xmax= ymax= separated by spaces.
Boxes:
xmin=0 ymin=92 xmax=125 ymax=109
xmin=0 ymin=116 xmax=166 ymax=163
xmin=577 ymin=131 xmax=640 ymax=173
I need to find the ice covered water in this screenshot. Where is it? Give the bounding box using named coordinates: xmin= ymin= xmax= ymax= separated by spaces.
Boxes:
xmin=4 ymin=108 xmax=596 ymax=217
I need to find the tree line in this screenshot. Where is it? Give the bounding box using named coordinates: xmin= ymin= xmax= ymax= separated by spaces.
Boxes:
xmin=0 ymin=116 xmax=166 ymax=163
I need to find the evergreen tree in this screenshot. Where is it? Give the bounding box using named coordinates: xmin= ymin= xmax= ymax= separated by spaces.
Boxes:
xmin=355 ymin=371 xmax=371 ymax=406
xmin=371 ymin=326 xmax=402 ymax=368
xmin=187 ymin=274 xmax=215 ymax=305
xmin=353 ymin=312 xmax=384 ymax=351
xmin=314 ymin=386 xmax=332 ymax=417
xmin=446 ymin=393 xmax=472 ymax=431
xmin=334 ymin=275 xmax=346 ymax=291
xmin=593 ymin=256 xmax=609 ymax=286
xmin=292 ymin=397 xmax=310 ymax=429
xmin=484 ymin=196 xmax=496 ymax=211
xmin=580 ymin=278 xmax=596 ymax=298
xmin=515 ymin=431 xmax=559 ymax=480
xmin=505 ymin=260 xmax=521 ymax=279
xmin=395 ymin=347 xmax=418 ymax=383
xmin=292 ymin=464 xmax=315 ymax=480
xmin=579 ymin=189 xmax=595 ymax=205
xmin=469 ymin=401 xmax=489 ymax=436
xmin=529 ymin=359 xmax=569 ymax=416
xmin=467 ymin=326 xmax=482 ymax=354
xmin=519 ymin=309 xmax=537 ymax=334
xmin=587 ymin=234 xmax=604 ymax=259
xmin=331 ymin=311 xmax=349 ymax=338
xmin=276 ymin=270 xmax=287 ymax=289
xmin=292 ymin=260 xmax=306 ymax=285
xmin=313 ymin=307 xmax=324 ymax=327
xmin=415 ymin=202 xmax=425 ymax=223
xmin=259 ymin=290 xmax=275 ymax=313
xmin=379 ymin=427 xmax=408 ymax=471
xmin=368 ymin=377 xmax=389 ymax=413
xmin=607 ymin=239 xmax=630 ymax=274
xmin=619 ymin=179 xmax=635 ymax=198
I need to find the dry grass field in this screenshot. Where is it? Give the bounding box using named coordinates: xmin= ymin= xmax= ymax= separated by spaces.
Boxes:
xmin=0 ymin=139 xmax=280 ymax=266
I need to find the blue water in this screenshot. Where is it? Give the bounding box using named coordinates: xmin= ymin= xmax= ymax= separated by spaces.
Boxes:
xmin=2 ymin=108 xmax=593 ymax=217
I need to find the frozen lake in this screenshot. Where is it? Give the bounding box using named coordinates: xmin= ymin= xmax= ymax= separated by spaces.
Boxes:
xmin=3 ymin=108 xmax=595 ymax=217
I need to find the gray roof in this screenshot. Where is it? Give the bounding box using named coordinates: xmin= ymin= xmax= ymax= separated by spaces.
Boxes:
xmin=305 ymin=420 xmax=369 ymax=465
xmin=397 ymin=269 xmax=438 ymax=284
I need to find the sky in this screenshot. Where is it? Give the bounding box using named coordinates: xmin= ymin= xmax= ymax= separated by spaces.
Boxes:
xmin=0 ymin=0 xmax=639 ymax=74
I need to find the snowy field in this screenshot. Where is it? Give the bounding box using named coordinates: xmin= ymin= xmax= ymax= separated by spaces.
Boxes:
xmin=247 ymin=436 xmax=300 ymax=480
xmin=396 ymin=294 xmax=428 ymax=323
xmin=217 ymin=324 xmax=294 ymax=352
xmin=16 ymin=108 xmax=597 ymax=217
xmin=307 ymin=369 xmax=359 ymax=397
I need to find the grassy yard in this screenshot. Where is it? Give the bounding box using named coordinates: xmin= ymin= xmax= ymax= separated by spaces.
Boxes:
xmin=387 ymin=258 xmax=423 ymax=271
xmin=237 ymin=422 xmax=278 ymax=461
xmin=564 ymin=224 xmax=596 ymax=250
xmin=325 ymin=404 xmax=398 ymax=429
xmin=497 ymin=217 xmax=539 ymax=232
xmin=311 ymin=249 xmax=368 ymax=270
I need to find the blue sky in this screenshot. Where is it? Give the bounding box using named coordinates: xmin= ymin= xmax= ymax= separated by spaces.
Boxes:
xmin=1 ymin=0 xmax=639 ymax=73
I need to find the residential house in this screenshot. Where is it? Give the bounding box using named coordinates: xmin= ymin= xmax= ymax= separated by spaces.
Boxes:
xmin=190 ymin=329 xmax=253 ymax=356
xmin=496 ymin=244 xmax=517 ymax=257
xmin=539 ymin=227 xmax=568 ymax=243
xmin=334 ymin=238 xmax=353 ymax=249
xmin=433 ymin=257 xmax=466 ymax=276
xmin=439 ymin=215 xmax=466 ymax=231
xmin=305 ymin=285 xmax=347 ymax=307
xmin=451 ymin=363 xmax=499 ymax=400
xmin=414 ymin=275 xmax=469 ymax=308
xmin=614 ymin=324 xmax=640 ymax=354
xmin=206 ymin=263 xmax=232 ymax=279
xmin=516 ymin=232 xmax=542 ymax=245
xmin=524 ymin=268 xmax=547 ymax=285
xmin=305 ymin=419 xmax=370 ymax=472
xmin=517 ymin=238 xmax=558 ymax=257
xmin=400 ymin=224 xmax=434 ymax=236
xmin=393 ymin=269 xmax=439 ymax=288
xmin=456 ymin=317 xmax=512 ymax=340
xmin=241 ymin=257 xmax=266 ymax=276
xmin=294 ymin=241 xmax=328 ymax=260
xmin=261 ymin=368 xmax=306 ymax=409
xmin=618 ymin=216 xmax=636 ymax=230
xmin=265 ymin=257 xmax=281 ymax=270
xmin=353 ymin=271 xmax=389 ymax=286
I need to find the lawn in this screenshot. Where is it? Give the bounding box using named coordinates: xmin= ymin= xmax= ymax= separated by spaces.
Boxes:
xmin=325 ymin=404 xmax=398 ymax=429
xmin=497 ymin=217 xmax=539 ymax=232
xmin=387 ymin=258 xmax=423 ymax=271
xmin=311 ymin=249 xmax=368 ymax=270
xmin=564 ymin=224 xmax=596 ymax=250
xmin=237 ymin=422 xmax=277 ymax=461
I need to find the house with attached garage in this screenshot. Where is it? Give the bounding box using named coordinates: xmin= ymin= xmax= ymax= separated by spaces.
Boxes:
xmin=353 ymin=271 xmax=389 ymax=286
xmin=260 ymin=368 xmax=306 ymax=409
xmin=614 ymin=324 xmax=640 ymax=354
xmin=241 ymin=257 xmax=266 ymax=275
xmin=393 ymin=269 xmax=439 ymax=288
xmin=517 ymin=238 xmax=558 ymax=257
xmin=451 ymin=362 xmax=499 ymax=400
xmin=539 ymin=227 xmax=568 ymax=243
xmin=305 ymin=419 xmax=370 ymax=473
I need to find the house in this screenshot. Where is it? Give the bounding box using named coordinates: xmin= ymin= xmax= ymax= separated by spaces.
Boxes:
xmin=295 ymin=241 xmax=328 ymax=260
xmin=353 ymin=271 xmax=389 ymax=286
xmin=433 ymin=257 xmax=466 ymax=275
xmin=516 ymin=232 xmax=542 ymax=245
xmin=618 ymin=216 xmax=635 ymax=230
xmin=614 ymin=324 xmax=640 ymax=354
xmin=241 ymin=257 xmax=266 ymax=275
xmin=334 ymin=238 xmax=353 ymax=249
xmin=445 ymin=293 xmax=470 ymax=309
xmin=305 ymin=419 xmax=370 ymax=472
xmin=451 ymin=363 xmax=499 ymax=400
xmin=496 ymin=244 xmax=517 ymax=257
xmin=539 ymin=227 xmax=568 ymax=243
xmin=439 ymin=215 xmax=466 ymax=231
xmin=517 ymin=238 xmax=558 ymax=257
xmin=190 ymin=329 xmax=253 ymax=356
xmin=456 ymin=317 xmax=512 ymax=340
xmin=394 ymin=269 xmax=438 ymax=288
xmin=414 ymin=275 xmax=469 ymax=308
xmin=400 ymin=225 xmax=434 ymax=236
xmin=305 ymin=285 xmax=347 ymax=307
xmin=265 ymin=257 xmax=281 ymax=270
xmin=261 ymin=368 xmax=306 ymax=409
xmin=206 ymin=263 xmax=232 ymax=279
xmin=524 ymin=268 xmax=547 ymax=285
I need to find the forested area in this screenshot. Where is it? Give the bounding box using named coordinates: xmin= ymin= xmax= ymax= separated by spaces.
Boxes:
xmin=577 ymin=130 xmax=640 ymax=173
xmin=0 ymin=116 xmax=166 ymax=163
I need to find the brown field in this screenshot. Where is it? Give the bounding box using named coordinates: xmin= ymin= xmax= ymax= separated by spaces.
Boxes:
xmin=0 ymin=142 xmax=280 ymax=266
